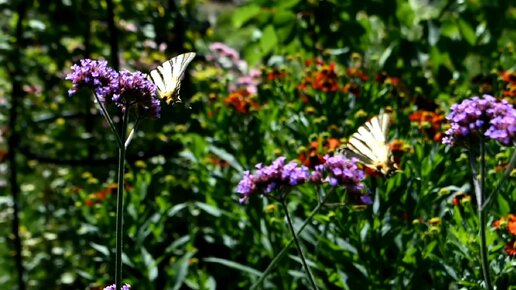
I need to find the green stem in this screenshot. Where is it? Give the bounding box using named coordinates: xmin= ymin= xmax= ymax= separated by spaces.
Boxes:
xmin=124 ymin=117 xmax=141 ymax=149
xmin=281 ymin=199 xmax=319 ymax=290
xmin=115 ymin=109 xmax=129 ymax=290
xmin=250 ymin=192 xmax=331 ymax=290
xmin=469 ymin=140 xmax=492 ymax=290
xmin=93 ymin=92 xmax=123 ymax=148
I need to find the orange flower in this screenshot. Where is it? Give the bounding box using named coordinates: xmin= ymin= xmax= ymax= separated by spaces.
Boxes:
xmin=509 ymin=219 xmax=516 ymax=236
xmin=493 ymin=214 xmax=516 ymax=233
xmin=409 ymin=110 xmax=444 ymax=141
xmin=341 ymin=83 xmax=361 ymax=96
xmin=503 ymin=86 xmax=516 ymax=97
xmin=492 ymin=219 xmax=501 ymax=229
xmin=505 ymin=240 xmax=516 ymax=256
xmin=389 ymin=139 xmax=409 ymax=168
xmin=312 ymin=63 xmax=339 ymax=92
xmin=452 ymin=192 xmax=470 ymax=206
xmin=501 ymin=71 xmax=516 ymax=84
xmin=297 ymin=77 xmax=312 ymax=93
xmin=298 ymin=137 xmax=341 ymax=168
xmin=304 ymin=57 xmax=324 ymax=67
xmin=85 ymin=198 xmax=95 ymax=208
xmin=298 ymin=146 xmax=325 ymax=168
xmin=267 ymin=68 xmax=287 ymax=81
xmin=207 ymin=154 xmax=229 ymax=167
xmin=224 ymin=89 xmax=259 ymax=114
xmin=346 ymin=68 xmax=369 ymax=81
xmin=385 ymin=77 xmax=400 ymax=87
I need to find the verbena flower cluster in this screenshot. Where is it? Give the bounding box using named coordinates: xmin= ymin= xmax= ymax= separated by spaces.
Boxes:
xmin=442 ymin=94 xmax=516 ymax=146
xmin=66 ymin=59 xmax=161 ymax=119
xmin=103 ymin=284 xmax=131 ymax=290
xmin=237 ymin=155 xmax=368 ymax=204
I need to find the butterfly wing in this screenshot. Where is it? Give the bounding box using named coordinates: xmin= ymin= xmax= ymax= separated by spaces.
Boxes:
xmin=345 ymin=113 xmax=397 ymax=175
xmin=148 ymin=52 xmax=196 ymax=104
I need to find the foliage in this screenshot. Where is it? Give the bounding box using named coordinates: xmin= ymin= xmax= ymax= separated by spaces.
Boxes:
xmin=0 ymin=0 xmax=515 ymax=289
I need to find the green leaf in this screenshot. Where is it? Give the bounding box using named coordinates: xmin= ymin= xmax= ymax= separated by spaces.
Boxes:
xmin=277 ymin=0 xmax=300 ymax=9
xmin=497 ymin=193 xmax=510 ymax=215
xmin=142 ymin=247 xmax=158 ymax=281
xmin=204 ymin=257 xmax=262 ymax=277
xmin=209 ymin=145 xmax=243 ymax=172
xmin=171 ymin=252 xmax=196 ymax=290
xmin=458 ymin=19 xmax=476 ymax=45
xmin=194 ymin=201 xmax=222 ymax=217
xmin=260 ymin=25 xmax=278 ymax=55
xmin=90 ymin=242 xmax=109 ymax=257
xmin=232 ymin=5 xmax=261 ymax=28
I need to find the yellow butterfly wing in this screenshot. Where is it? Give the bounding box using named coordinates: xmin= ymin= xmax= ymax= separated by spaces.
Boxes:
xmin=149 ymin=52 xmax=196 ymax=104
xmin=343 ymin=113 xmax=398 ymax=176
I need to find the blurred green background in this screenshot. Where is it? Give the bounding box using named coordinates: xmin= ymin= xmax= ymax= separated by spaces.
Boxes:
xmin=0 ymin=0 xmax=515 ymax=289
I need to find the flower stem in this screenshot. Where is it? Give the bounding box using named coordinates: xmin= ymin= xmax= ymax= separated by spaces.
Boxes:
xmin=115 ymin=109 xmax=129 ymax=290
xmin=93 ymin=92 xmax=123 ymax=148
xmin=469 ymin=140 xmax=492 ymax=290
xmin=251 ymin=190 xmax=334 ymax=290
xmin=281 ymin=200 xmax=319 ymax=290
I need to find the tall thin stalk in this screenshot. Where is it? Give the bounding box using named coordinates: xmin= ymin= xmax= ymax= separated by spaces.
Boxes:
xmin=251 ymin=190 xmax=334 ymax=290
xmin=281 ymin=200 xmax=319 ymax=290
xmin=115 ymin=109 xmax=129 ymax=290
xmin=469 ymin=139 xmax=492 ymax=290
xmin=9 ymin=2 xmax=27 ymax=290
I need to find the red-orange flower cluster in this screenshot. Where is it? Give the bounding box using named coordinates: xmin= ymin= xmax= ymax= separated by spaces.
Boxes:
xmin=492 ymin=214 xmax=516 ymax=256
xmin=224 ymin=89 xmax=259 ymax=114
xmin=346 ymin=68 xmax=369 ymax=82
xmin=312 ymin=63 xmax=340 ymax=92
xmin=409 ymin=110 xmax=445 ymax=142
xmin=266 ymin=67 xmax=287 ymax=81
xmin=85 ymin=183 xmax=118 ymax=207
xmin=375 ymin=72 xmax=401 ymax=88
xmin=451 ymin=192 xmax=471 ymax=206
xmin=501 ymin=70 xmax=516 ymax=98
xmin=298 ymin=137 xmax=341 ymax=168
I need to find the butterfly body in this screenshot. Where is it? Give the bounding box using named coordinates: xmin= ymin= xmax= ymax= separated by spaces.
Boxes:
xmin=148 ymin=52 xmax=196 ymax=104
xmin=339 ymin=113 xmax=398 ymax=176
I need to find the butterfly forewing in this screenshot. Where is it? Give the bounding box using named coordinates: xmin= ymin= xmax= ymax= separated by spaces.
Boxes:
xmin=345 ymin=113 xmax=397 ymax=175
xmin=148 ymin=52 xmax=196 ymax=104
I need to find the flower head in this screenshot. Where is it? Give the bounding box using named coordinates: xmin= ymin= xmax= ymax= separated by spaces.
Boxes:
xmin=66 ymin=59 xmax=161 ymax=119
xmin=113 ymin=70 xmax=160 ymax=118
xmin=505 ymin=240 xmax=516 ymax=256
xmin=237 ymin=157 xmax=309 ymax=203
xmin=224 ymin=89 xmax=259 ymax=114
xmin=104 ymin=284 xmax=131 ymax=290
xmin=322 ymin=155 xmax=366 ymax=192
xmin=66 ymin=59 xmax=118 ymax=102
xmin=442 ymin=94 xmax=516 ymax=146
xmin=237 ymin=155 xmax=367 ymax=204
xmin=312 ymin=63 xmax=339 ymax=92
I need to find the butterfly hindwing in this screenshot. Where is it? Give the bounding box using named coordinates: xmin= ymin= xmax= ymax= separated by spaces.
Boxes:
xmin=343 ymin=113 xmax=397 ymax=176
xmin=148 ymin=52 xmax=196 ymax=104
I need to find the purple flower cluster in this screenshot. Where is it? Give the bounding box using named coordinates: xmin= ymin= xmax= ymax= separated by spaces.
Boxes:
xmin=114 ymin=70 xmax=160 ymax=118
xmin=442 ymin=95 xmax=516 ymax=146
xmin=237 ymin=155 xmax=368 ymax=204
xmin=103 ymin=284 xmax=131 ymax=290
xmin=66 ymin=59 xmax=161 ymax=119
xmin=66 ymin=59 xmax=118 ymax=102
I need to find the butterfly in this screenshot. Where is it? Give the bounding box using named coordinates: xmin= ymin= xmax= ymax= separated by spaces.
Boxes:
xmin=148 ymin=52 xmax=196 ymax=104
xmin=338 ymin=112 xmax=399 ymax=176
